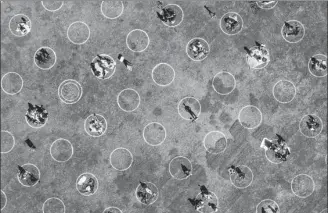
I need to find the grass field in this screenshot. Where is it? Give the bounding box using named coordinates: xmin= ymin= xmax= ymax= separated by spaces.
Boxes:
xmin=1 ymin=1 xmax=327 ymax=213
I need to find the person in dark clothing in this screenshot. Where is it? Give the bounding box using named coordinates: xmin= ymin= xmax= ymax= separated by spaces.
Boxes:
xmin=182 ymin=103 xmax=198 ymax=121
xmin=224 ymin=15 xmax=239 ymax=32
xmin=284 ymin=21 xmax=300 ymax=37
xmin=181 ymin=164 xmax=191 ymax=177
xmin=204 ymin=5 xmax=216 ymax=18
xmin=235 ymin=166 xmax=245 ymax=179
xmin=24 ymin=138 xmax=36 ymax=150
xmin=244 ymin=46 xmax=253 ymax=56
xmin=17 ymin=165 xmax=39 ymax=185
xmin=35 ymin=48 xmax=51 ymax=65
xmin=306 ymin=115 xmax=320 ymax=131
xmin=208 ymin=202 xmax=218 ymax=212
xmin=275 ymin=134 xmax=285 ymax=146
xmin=118 ymin=54 xmax=133 ymax=71
xmin=188 ymin=198 xmax=204 ymax=210
xmin=310 ymin=57 xmax=327 ymax=71
xmin=198 ymin=184 xmax=211 ymax=199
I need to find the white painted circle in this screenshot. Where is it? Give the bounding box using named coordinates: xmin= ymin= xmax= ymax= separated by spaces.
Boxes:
xmin=1 ymin=72 xmax=24 ymax=95
xmin=49 ymin=138 xmax=74 ymax=163
xmin=168 ymin=156 xmax=192 ymax=180
xmin=272 ymin=79 xmax=297 ymax=104
xmin=161 ymin=4 xmax=184 ymax=28
xmin=245 ymin=46 xmax=270 ymax=69
xmin=1 ymin=190 xmax=7 ymax=211
xmin=212 ymin=71 xmax=236 ymax=95
xmin=90 ymin=54 xmax=116 ymax=80
xmin=8 ymin=14 xmax=32 ymax=37
xmin=281 ymin=20 xmax=305 ymax=44
xmin=16 ymin=163 xmax=40 ymax=187
xmin=219 ymin=12 xmax=244 ymax=36
xmin=320 ymin=208 xmax=327 ymax=213
xmin=41 ymin=1 xmax=64 ymax=12
xmin=33 ymin=46 xmax=57 ymax=70
xmin=255 ymin=199 xmax=280 ymax=213
xmin=116 ymin=88 xmax=141 ymax=112
xmin=103 ymin=206 xmax=123 ymax=213
xmin=25 ymin=109 xmax=48 ymax=129
xmin=151 ymin=63 xmax=176 ymax=87
xmin=290 ymin=174 xmax=315 ymax=199
xmin=177 ymin=97 xmax=201 ymax=121
xmin=1 ymin=130 xmax=16 ymax=154
xmin=126 ymin=29 xmax=150 ymax=53
xmin=84 ymin=113 xmax=108 ymax=137
xmin=67 ymin=21 xmax=91 ymax=45
xmin=42 ymin=197 xmax=66 ymax=213
xmin=142 ymin=122 xmax=167 ymax=146
xmin=135 ymin=181 xmax=159 ymax=205
xmin=229 ymin=165 xmax=254 ymax=189
xmin=185 ymin=37 xmax=210 ymax=62
xmin=256 ymin=1 xmax=278 ymax=10
xmin=58 ymin=79 xmax=83 ymax=104
xmin=308 ymin=54 xmax=327 ymax=78
xmin=203 ymin=131 xmax=227 ymax=154
xmin=298 ymin=114 xmax=323 ymax=138
xmin=109 ymin=147 xmax=133 ymax=171
xmin=100 ymin=1 xmax=124 ymax=20
xmin=238 ymin=105 xmax=263 ymax=129
xmin=195 ymin=191 xmax=219 ymax=213
xmin=75 ymin=172 xmax=99 ymax=196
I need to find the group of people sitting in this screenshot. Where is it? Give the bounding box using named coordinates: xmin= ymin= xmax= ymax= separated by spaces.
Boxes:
xmin=310 ymin=56 xmax=327 ymax=73
xmin=156 ymin=1 xmax=177 ymax=25
xmin=189 ymin=39 xmax=209 ymax=60
xmin=90 ymin=54 xmax=116 ymax=79
xmin=244 ymin=41 xmax=269 ymax=64
xmin=188 ymin=185 xmax=218 ymax=212
xmin=15 ymin=17 xmax=31 ymax=36
xmin=88 ymin=113 xmax=106 ymax=136
xmin=25 ymin=103 xmax=48 ymax=126
xmin=261 ymin=204 xmax=279 ymax=213
xmin=224 ymin=14 xmax=240 ymax=33
xmin=35 ymin=48 xmax=51 ymax=65
xmin=305 ymin=115 xmax=320 ymax=132
xmin=228 ymin=165 xmax=245 ymax=179
xmin=77 ymin=175 xmax=96 ymax=194
xmin=283 ymin=21 xmax=301 ymax=37
xmin=17 ymin=165 xmax=39 ymax=186
xmin=261 ymin=134 xmax=291 ymax=162
xmin=136 ymin=181 xmax=157 ymax=205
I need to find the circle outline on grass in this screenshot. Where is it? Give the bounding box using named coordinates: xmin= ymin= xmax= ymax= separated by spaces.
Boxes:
xmin=116 ymin=88 xmax=141 ymax=112
xmin=100 ymin=1 xmax=124 ymax=20
xmin=219 ymin=12 xmax=244 ymax=36
xmin=25 ymin=113 xmax=48 ymax=129
xmin=203 ymin=131 xmax=227 ymax=155
xmin=16 ymin=163 xmax=40 ymax=187
xmin=195 ymin=191 xmax=219 ymax=213
xmin=151 ymin=63 xmax=176 ymax=87
xmin=49 ymin=138 xmax=74 ymax=163
xmin=75 ymin=172 xmax=99 ymax=196
xmin=308 ymin=54 xmax=327 ymax=78
xmin=42 ymin=197 xmax=66 ymax=213
xmin=177 ymin=97 xmax=202 ymax=121
xmin=1 ymin=72 xmax=24 ymax=95
xmin=255 ymin=199 xmax=280 ymax=213
xmin=229 ymin=165 xmax=254 ymax=189
xmin=280 ymin=20 xmax=305 ymax=44
xmin=126 ymin=29 xmax=150 ymax=53
xmin=41 ymin=1 xmax=64 ymax=12
xmin=135 ymin=181 xmax=159 ymax=206
xmin=66 ymin=21 xmax=91 ymax=45
xmin=245 ymin=46 xmax=270 ymax=70
xmin=90 ymin=54 xmax=116 ymax=80
xmin=33 ymin=46 xmax=57 ymax=70
xmin=1 ymin=190 xmax=7 ymax=211
xmin=320 ymin=208 xmax=328 ymax=213
xmin=58 ymin=79 xmax=83 ymax=104
xmin=290 ymin=173 xmax=315 ymax=199
xmin=142 ymin=122 xmax=167 ymax=146
xmin=103 ymin=206 xmax=123 ymax=213
xmin=272 ymin=79 xmax=297 ymax=104
xmin=256 ymin=1 xmax=278 ymax=10
xmin=264 ymin=149 xmax=283 ymax=165
xmin=212 ymin=71 xmax=236 ymax=95
xmin=109 ymin=147 xmax=134 ymax=171
xmin=298 ymin=114 xmax=323 ymax=138
xmin=185 ymin=37 xmax=210 ymax=62
xmin=168 ymin=155 xmax=192 ymax=180
xmin=238 ymin=105 xmax=263 ymax=130
xmin=84 ymin=113 xmax=108 ymax=137
xmin=9 ymin=14 xmax=32 ymax=37
xmin=161 ymin=4 xmax=184 ymax=28
xmin=1 ymin=130 xmax=16 ymax=154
